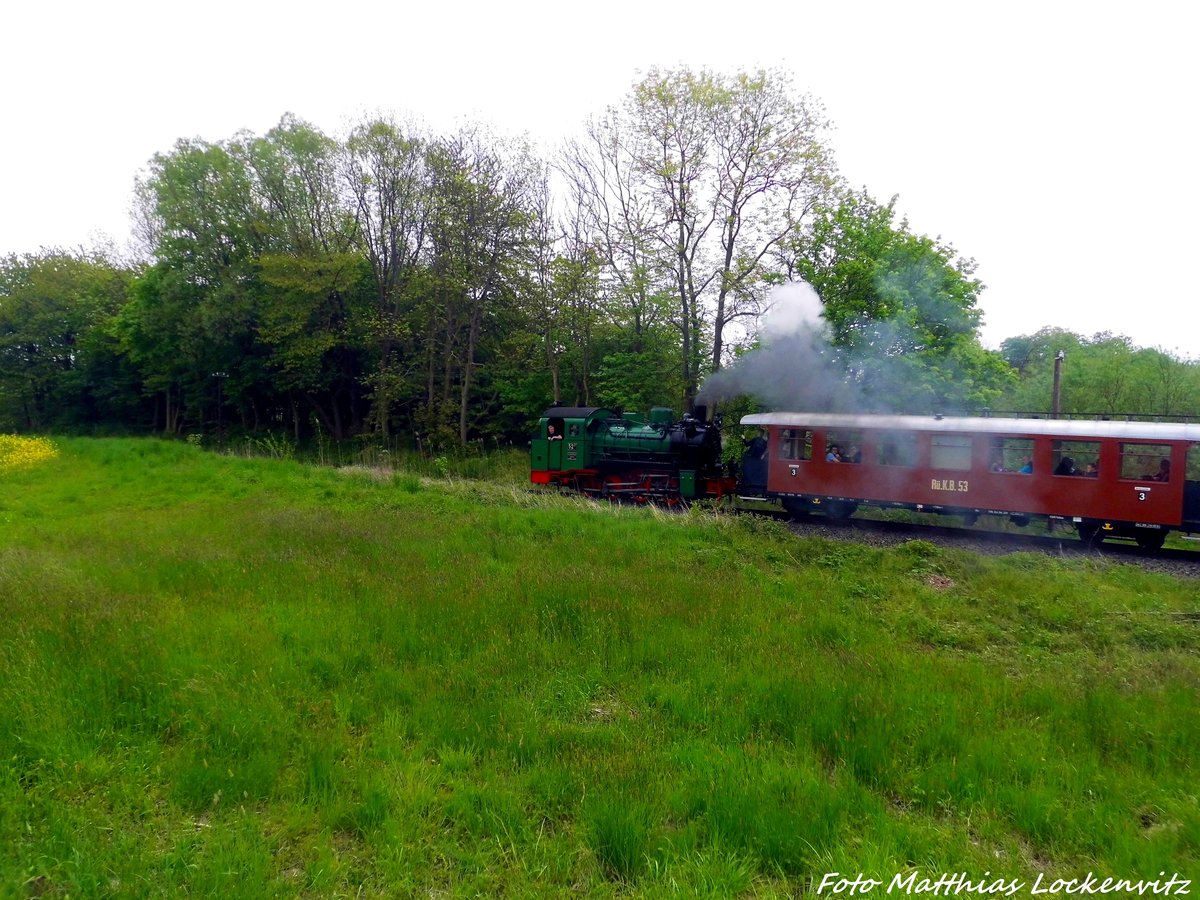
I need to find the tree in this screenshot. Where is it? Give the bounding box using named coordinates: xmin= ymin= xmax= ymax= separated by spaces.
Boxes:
xmin=561 ymin=109 xmax=667 ymax=364
xmin=0 ymin=251 xmax=137 ymax=431
xmin=424 ymin=128 xmax=537 ymax=444
xmin=249 ymin=115 xmax=368 ymax=438
xmin=706 ymin=70 xmax=835 ymax=371
xmin=342 ymin=117 xmax=433 ymax=436
xmin=787 ymin=188 xmax=1011 ymax=412
xmin=133 ymin=135 xmax=271 ymax=432
xmin=523 ymin=172 xmax=605 ymax=407
xmin=562 ymin=66 xmax=834 ymax=410
xmin=997 ymin=328 xmax=1200 ymax=418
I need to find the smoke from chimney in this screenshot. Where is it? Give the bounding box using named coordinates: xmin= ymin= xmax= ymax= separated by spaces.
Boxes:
xmin=697 ymin=281 xmax=868 ymax=412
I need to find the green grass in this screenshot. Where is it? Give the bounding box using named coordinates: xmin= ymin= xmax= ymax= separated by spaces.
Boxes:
xmin=1 ymin=438 xmax=1197 ymax=897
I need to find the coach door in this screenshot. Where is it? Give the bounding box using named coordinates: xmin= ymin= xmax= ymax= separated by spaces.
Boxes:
xmin=1184 ymin=444 xmax=1200 ymax=527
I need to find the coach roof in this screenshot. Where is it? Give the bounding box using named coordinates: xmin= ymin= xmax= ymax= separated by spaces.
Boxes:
xmin=740 ymin=412 xmax=1200 ymax=442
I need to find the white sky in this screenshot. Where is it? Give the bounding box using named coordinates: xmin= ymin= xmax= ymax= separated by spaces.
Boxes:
xmin=3 ymin=1 xmax=1196 ymax=355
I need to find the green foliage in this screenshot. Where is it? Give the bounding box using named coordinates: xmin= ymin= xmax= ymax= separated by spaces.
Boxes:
xmin=0 ymin=251 xmax=141 ymax=431
xmin=24 ymin=78 xmax=1180 ymax=443
xmin=788 ymin=188 xmax=1013 ymax=412
xmin=997 ymin=327 xmax=1200 ymax=417
xmin=591 ymin=326 xmax=688 ymax=413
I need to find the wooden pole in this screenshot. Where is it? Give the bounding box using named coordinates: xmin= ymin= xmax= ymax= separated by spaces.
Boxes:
xmin=1051 ymin=351 xmax=1065 ymax=417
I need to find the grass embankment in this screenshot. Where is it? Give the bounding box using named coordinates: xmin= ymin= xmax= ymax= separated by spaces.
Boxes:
xmin=1 ymin=438 xmax=1197 ymax=897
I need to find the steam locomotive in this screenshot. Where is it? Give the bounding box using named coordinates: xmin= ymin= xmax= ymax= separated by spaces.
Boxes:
xmin=529 ymin=405 xmax=736 ymax=502
xmin=530 ymin=405 xmax=1200 ymax=548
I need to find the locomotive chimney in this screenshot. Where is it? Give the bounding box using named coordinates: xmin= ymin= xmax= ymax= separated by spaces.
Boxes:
xmin=692 ymin=404 xmax=708 ymax=422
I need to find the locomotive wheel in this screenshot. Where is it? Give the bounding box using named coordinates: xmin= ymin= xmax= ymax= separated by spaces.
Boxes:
xmin=1135 ymin=530 xmax=1166 ymax=551
xmin=600 ymin=475 xmax=624 ymax=501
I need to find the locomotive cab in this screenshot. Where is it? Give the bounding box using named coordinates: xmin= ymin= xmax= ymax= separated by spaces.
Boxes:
xmin=530 ymin=407 xmax=611 ymax=483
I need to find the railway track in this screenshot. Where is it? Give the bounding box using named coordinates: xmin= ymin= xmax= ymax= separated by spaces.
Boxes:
xmin=764 ymin=510 xmax=1200 ymax=577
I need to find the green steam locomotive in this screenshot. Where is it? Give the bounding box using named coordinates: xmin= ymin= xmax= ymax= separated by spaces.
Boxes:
xmin=529 ymin=405 xmax=737 ymax=502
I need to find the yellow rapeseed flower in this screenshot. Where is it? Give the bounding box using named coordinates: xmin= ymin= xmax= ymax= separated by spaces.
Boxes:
xmin=0 ymin=435 xmax=59 ymax=472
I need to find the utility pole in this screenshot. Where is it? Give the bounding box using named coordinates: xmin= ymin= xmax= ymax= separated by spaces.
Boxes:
xmin=1051 ymin=351 xmax=1065 ymax=418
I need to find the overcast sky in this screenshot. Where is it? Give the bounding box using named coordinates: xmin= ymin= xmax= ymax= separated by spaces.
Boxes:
xmin=4 ymin=1 xmax=1196 ymax=355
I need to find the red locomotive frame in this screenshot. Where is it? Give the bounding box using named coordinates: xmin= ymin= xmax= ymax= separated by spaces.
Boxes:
xmin=739 ymin=412 xmax=1200 ymax=549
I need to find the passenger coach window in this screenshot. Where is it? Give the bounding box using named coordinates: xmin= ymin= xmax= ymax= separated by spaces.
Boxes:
xmin=1121 ymin=443 xmax=1172 ymax=481
xmin=780 ymin=429 xmax=811 ymax=461
xmin=876 ymin=432 xmax=917 ymax=467
xmin=931 ymin=435 xmax=972 ymax=471
xmin=988 ymin=437 xmax=1034 ymax=473
xmin=1051 ymin=440 xmax=1100 ymax=477
xmin=825 ymin=430 xmax=863 ymax=463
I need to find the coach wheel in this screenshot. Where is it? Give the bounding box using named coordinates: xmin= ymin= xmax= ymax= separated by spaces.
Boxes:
xmin=782 ymin=497 xmax=811 ymax=519
xmin=823 ymin=501 xmax=857 ymax=523
xmin=1009 ymin=514 xmax=1031 ymax=528
xmin=1076 ymin=523 xmax=1104 ymax=546
xmin=1135 ymin=531 xmax=1166 ymax=551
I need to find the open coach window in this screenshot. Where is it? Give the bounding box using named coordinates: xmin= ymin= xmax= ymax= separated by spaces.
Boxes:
xmin=1120 ymin=443 xmax=1172 ymax=481
xmin=780 ymin=429 xmax=811 ymax=461
xmin=825 ymin=430 xmax=863 ymax=463
xmin=988 ymin=437 xmax=1034 ymax=473
xmin=1051 ymin=440 xmax=1100 ymax=477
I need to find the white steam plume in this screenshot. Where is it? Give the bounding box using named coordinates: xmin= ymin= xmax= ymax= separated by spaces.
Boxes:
xmin=697 ymin=281 xmax=866 ymax=412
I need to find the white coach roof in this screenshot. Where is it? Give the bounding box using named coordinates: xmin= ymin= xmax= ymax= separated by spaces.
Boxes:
xmin=740 ymin=412 xmax=1200 ymax=442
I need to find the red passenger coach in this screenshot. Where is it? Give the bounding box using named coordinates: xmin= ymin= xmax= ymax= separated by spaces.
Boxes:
xmin=739 ymin=412 xmax=1200 ymax=549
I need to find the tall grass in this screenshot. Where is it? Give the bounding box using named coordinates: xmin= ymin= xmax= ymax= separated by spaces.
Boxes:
xmin=204 ymin=428 xmax=532 ymax=485
xmin=0 ymin=438 xmax=1197 ymax=896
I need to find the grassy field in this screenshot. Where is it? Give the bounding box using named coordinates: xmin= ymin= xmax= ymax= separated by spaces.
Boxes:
xmin=1 ymin=438 xmax=1197 ymax=897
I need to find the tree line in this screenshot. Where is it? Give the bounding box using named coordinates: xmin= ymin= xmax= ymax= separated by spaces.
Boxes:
xmin=2 ymin=68 xmax=1195 ymax=445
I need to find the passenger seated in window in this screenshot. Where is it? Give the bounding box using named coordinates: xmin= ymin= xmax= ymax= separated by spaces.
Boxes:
xmin=846 ymin=445 xmax=862 ymax=463
xmin=989 ymin=455 xmax=1006 ymax=473
xmin=1018 ymin=456 xmax=1033 ymax=474
xmin=1149 ymin=458 xmax=1171 ymax=481
xmin=1054 ymin=456 xmax=1078 ymax=476
xmin=1084 ymin=462 xmax=1098 ymax=477
xmin=825 ymin=444 xmax=842 ymax=463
